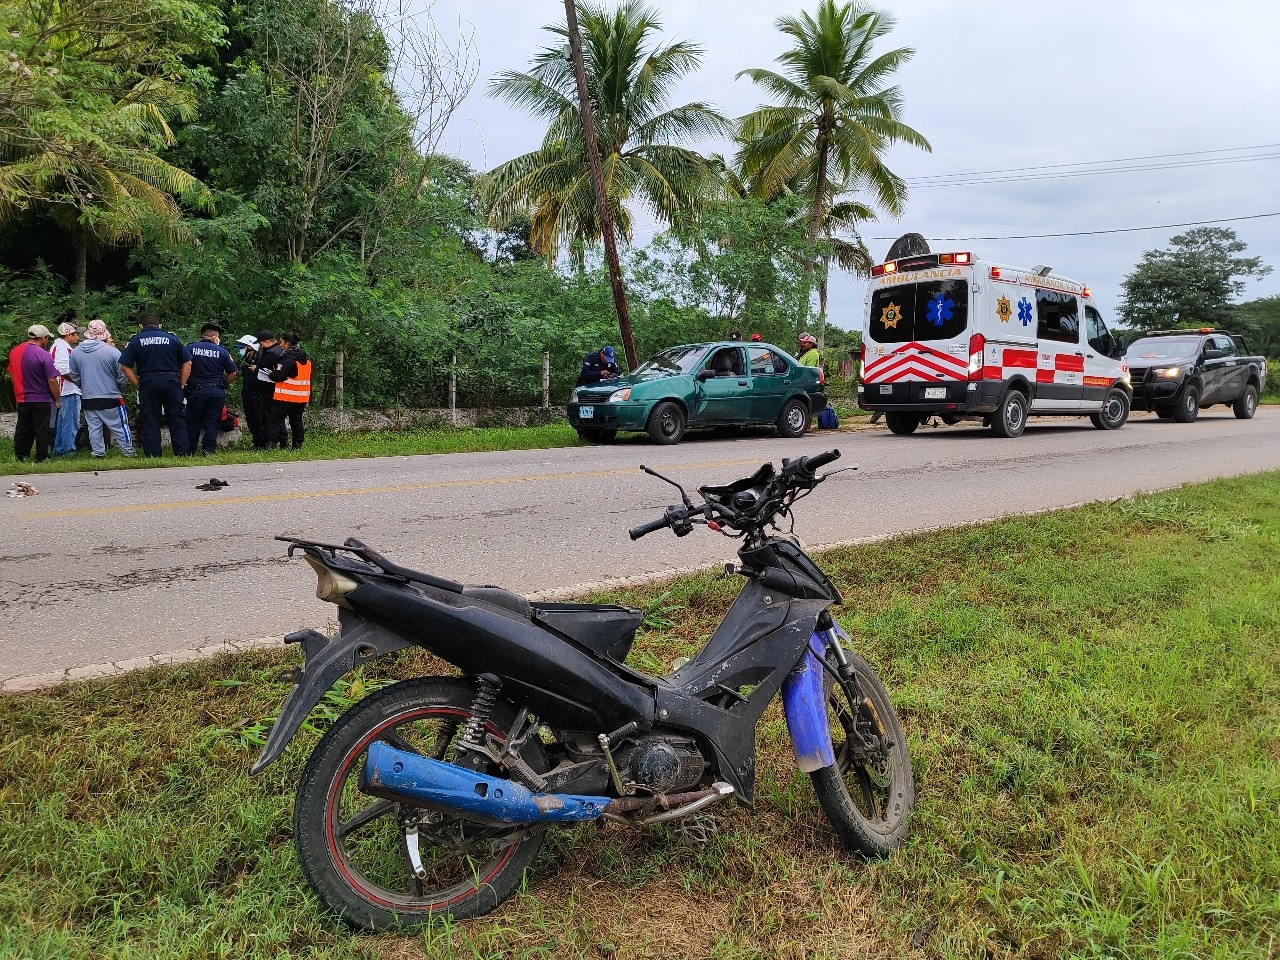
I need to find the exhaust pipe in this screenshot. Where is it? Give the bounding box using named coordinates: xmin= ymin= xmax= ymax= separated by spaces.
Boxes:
xmin=363 ymin=741 xmax=611 ymax=824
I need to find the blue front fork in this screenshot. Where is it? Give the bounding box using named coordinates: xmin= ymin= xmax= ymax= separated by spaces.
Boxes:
xmin=781 ymin=626 xmax=847 ymax=773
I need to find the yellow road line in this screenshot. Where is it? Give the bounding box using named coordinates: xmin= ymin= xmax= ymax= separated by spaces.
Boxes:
xmin=21 ymin=457 xmax=765 ymax=520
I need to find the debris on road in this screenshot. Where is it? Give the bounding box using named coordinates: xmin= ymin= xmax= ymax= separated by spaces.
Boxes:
xmin=6 ymin=481 xmax=38 ymax=497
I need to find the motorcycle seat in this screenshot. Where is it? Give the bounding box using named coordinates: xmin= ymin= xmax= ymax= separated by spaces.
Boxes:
xmin=461 ymin=585 xmax=532 ymax=620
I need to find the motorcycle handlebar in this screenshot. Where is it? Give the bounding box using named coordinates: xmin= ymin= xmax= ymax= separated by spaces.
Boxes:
xmin=629 ymin=513 xmax=673 ymax=540
xmin=784 ymin=448 xmax=840 ymax=479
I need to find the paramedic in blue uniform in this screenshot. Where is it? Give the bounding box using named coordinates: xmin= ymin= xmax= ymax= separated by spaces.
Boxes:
xmin=185 ymin=322 xmax=238 ymax=455
xmin=119 ymin=313 xmax=192 ymax=457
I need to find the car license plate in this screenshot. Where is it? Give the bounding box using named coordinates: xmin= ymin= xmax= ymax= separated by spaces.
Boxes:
xmin=579 ymin=405 xmax=594 ymax=419
xmin=879 ymin=385 xmax=891 ymax=394
xmin=924 ymin=387 xmax=946 ymax=399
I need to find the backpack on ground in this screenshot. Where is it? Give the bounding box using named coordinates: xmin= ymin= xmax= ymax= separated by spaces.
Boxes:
xmin=818 ymin=405 xmax=839 ymax=430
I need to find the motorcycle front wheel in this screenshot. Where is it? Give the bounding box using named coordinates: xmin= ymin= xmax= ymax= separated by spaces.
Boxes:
xmin=810 ymin=649 xmax=914 ymax=857
xmin=292 ymin=677 xmax=547 ymax=930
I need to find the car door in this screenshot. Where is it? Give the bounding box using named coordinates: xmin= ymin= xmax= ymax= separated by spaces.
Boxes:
xmin=747 ymin=345 xmax=789 ymax=421
xmin=693 ymin=346 xmax=751 ymax=423
xmin=1082 ymin=305 xmax=1119 ymax=408
xmin=1213 ymin=337 xmax=1244 ymax=401
xmin=1032 ymin=289 xmax=1084 ymax=409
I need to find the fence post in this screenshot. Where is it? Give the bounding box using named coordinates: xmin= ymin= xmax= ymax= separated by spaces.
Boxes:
xmin=542 ymin=351 xmax=550 ymax=410
xmin=449 ymin=352 xmax=457 ymax=426
xmin=334 ymin=348 xmax=345 ymax=428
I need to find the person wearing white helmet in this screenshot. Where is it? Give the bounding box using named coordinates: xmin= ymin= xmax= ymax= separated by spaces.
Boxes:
xmin=796 ymin=332 xmax=821 ymax=368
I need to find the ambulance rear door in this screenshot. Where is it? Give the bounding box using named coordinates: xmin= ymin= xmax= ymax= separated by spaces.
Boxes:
xmin=864 ymin=267 xmax=971 ymax=394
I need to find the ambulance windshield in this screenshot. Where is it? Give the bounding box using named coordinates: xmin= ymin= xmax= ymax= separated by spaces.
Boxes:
xmin=869 ymin=279 xmax=968 ymax=343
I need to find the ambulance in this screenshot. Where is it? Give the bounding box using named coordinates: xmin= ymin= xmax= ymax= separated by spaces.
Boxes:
xmin=857 ymin=249 xmax=1131 ymax=437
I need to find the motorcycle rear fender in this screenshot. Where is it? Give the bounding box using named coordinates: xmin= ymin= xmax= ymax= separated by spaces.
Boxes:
xmin=250 ymin=613 xmax=410 ymax=774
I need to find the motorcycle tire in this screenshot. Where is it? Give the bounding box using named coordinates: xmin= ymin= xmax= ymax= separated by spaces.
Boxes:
xmin=292 ymin=677 xmax=548 ymax=930
xmin=810 ymin=649 xmax=914 ymax=858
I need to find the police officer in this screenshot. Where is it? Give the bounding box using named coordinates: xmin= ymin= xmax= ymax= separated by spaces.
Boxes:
xmin=576 ymin=345 xmax=619 ymax=387
xmin=185 ymin=322 xmax=238 ymax=455
xmin=239 ymin=330 xmax=282 ymax=448
xmin=119 ymin=313 xmax=192 ymax=457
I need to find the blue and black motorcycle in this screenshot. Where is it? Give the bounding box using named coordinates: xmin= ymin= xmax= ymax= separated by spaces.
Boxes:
xmin=254 ymin=449 xmax=914 ymax=930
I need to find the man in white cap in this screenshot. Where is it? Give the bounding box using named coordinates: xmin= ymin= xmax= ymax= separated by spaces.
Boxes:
xmin=6 ymin=324 xmax=61 ymax=462
xmin=796 ymin=331 xmax=821 ymax=367
xmin=51 ymin=318 xmax=85 ymax=455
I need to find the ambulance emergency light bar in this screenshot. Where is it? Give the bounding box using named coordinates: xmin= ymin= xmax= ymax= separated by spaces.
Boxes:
xmin=871 ymin=252 xmax=970 ymax=277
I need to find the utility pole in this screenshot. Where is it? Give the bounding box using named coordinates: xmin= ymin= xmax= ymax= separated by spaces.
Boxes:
xmin=563 ymin=0 xmax=638 ymax=369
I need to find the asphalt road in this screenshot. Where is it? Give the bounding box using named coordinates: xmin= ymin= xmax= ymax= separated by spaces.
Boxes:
xmin=4 ymin=408 xmax=1279 ymax=687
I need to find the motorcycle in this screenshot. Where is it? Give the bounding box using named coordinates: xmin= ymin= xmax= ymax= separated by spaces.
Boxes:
xmin=253 ymin=449 xmax=914 ymax=930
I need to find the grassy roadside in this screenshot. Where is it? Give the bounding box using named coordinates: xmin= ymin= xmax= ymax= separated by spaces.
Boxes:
xmin=1 ymin=473 xmax=1277 ymax=958
xmin=0 ymin=421 xmax=584 ymax=476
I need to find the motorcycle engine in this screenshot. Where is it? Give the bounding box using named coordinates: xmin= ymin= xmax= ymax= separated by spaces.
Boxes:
xmin=620 ymin=736 xmax=707 ymax=794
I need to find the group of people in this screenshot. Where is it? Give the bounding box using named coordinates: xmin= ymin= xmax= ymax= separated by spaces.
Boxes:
xmin=575 ymin=331 xmax=823 ymax=387
xmin=7 ymin=314 xmax=311 ymax=462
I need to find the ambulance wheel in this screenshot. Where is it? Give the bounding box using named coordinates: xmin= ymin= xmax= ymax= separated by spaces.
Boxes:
xmin=990 ymin=389 xmax=1027 ymax=438
xmin=1172 ymin=385 xmax=1200 ymax=423
xmin=1090 ymin=389 xmax=1129 ymax=430
xmin=884 ymin=413 xmax=920 ymax=435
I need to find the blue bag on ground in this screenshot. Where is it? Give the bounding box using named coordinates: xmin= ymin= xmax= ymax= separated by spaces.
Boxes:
xmin=818 ymin=405 xmax=839 ymax=429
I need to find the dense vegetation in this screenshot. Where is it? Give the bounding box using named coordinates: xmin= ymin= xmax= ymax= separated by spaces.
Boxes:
xmin=1 ymin=0 xmax=901 ymax=412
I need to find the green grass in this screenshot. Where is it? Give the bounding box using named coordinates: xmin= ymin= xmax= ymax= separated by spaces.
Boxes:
xmin=1 ymin=421 xmax=584 ymax=475
xmin=1 ymin=473 xmax=1278 ymax=958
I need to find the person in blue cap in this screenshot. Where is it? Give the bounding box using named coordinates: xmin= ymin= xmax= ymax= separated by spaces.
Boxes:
xmin=185 ymin=321 xmax=238 ymax=454
xmin=119 ymin=312 xmax=191 ymax=456
xmin=576 ymin=345 xmax=619 ymax=387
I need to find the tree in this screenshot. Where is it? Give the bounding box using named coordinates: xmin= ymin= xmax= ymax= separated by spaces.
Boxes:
xmin=1235 ymin=295 xmax=1280 ymax=356
xmin=0 ymin=0 xmax=222 ymax=305
xmin=480 ymin=1 xmax=730 ymax=262
xmin=1117 ymin=227 xmax=1272 ymax=332
xmin=735 ymin=0 xmax=929 ymax=334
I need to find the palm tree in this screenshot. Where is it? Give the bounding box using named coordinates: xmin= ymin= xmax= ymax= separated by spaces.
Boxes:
xmin=735 ymin=0 xmax=930 ymax=329
xmin=480 ymin=1 xmax=730 ymax=263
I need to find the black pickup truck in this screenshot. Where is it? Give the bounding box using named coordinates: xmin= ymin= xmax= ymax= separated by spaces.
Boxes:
xmin=1123 ymin=329 xmax=1267 ymax=423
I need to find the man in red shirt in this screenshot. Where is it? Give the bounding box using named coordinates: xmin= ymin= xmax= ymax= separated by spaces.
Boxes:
xmin=7 ymin=324 xmax=62 ymax=462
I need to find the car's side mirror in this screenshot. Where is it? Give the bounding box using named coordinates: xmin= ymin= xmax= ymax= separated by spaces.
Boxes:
xmin=695 ymin=368 xmax=716 ymax=382
xmin=1204 ymin=349 xmax=1225 ymax=361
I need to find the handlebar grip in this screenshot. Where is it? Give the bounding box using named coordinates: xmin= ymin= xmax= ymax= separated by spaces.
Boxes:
xmin=801 ymin=449 xmax=840 ymax=473
xmin=629 ymin=514 xmax=671 ymax=541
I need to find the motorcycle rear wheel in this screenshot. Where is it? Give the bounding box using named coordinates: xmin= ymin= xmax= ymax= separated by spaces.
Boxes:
xmin=810 ymin=649 xmax=914 ymax=857
xmin=292 ymin=677 xmax=547 ymax=930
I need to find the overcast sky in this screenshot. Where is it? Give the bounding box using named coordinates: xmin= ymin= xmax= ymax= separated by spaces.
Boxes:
xmin=423 ymin=0 xmax=1280 ymax=330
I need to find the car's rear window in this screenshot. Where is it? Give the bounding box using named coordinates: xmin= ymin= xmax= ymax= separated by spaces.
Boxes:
xmin=1125 ymin=337 xmax=1201 ymax=360
xmin=869 ymin=279 xmax=968 ymax=343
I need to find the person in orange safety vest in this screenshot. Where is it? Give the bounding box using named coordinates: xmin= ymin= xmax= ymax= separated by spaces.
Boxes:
xmin=267 ymin=331 xmax=311 ymax=449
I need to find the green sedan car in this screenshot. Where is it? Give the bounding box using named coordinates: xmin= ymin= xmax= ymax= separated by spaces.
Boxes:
xmin=568 ymin=341 xmax=827 ymax=445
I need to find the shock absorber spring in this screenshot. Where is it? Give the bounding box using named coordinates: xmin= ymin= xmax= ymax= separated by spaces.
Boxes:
xmin=458 ymin=673 xmax=502 ymax=755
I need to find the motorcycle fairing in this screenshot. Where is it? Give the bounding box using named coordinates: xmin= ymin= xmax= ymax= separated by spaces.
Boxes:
xmin=654 ymin=578 xmax=831 ymax=801
xmin=347 ymin=580 xmax=656 ymax=734
xmin=780 ymin=634 xmax=837 ymax=773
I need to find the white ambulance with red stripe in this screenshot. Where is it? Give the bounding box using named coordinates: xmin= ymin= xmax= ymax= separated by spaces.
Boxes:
xmin=857 ymin=250 xmax=1131 ymax=438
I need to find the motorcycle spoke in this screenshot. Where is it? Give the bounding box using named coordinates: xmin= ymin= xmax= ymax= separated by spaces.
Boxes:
xmin=337 ymin=797 xmax=397 ymax=839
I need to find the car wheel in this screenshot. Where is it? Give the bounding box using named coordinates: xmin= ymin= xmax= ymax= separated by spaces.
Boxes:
xmin=1172 ymin=384 xmax=1200 ymax=423
xmin=884 ymin=412 xmax=920 ymax=435
xmin=1233 ymin=384 xmax=1258 ymax=420
xmin=647 ymin=401 xmax=686 ymax=445
xmin=1090 ymin=388 xmax=1130 ymax=430
xmin=776 ymin=399 xmax=810 ymax=438
xmin=990 ymin=388 xmax=1028 ymax=438
xmin=576 ymin=429 xmax=617 ymax=444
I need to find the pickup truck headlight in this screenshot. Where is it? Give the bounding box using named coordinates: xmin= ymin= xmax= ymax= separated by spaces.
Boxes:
xmin=1154 ymin=366 xmax=1181 ymax=378
xmin=608 ymin=388 xmax=631 ymax=402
